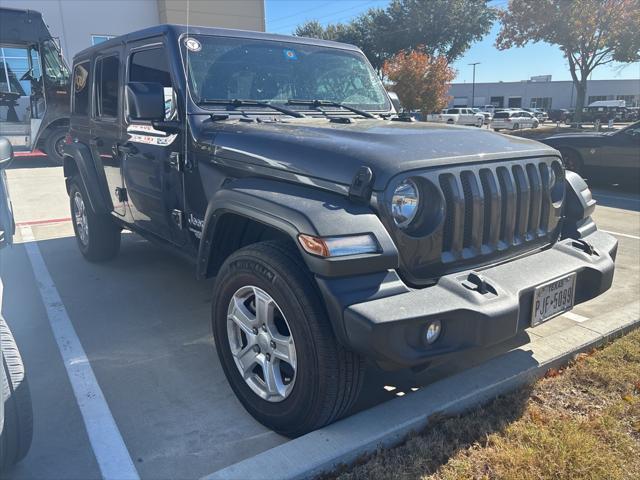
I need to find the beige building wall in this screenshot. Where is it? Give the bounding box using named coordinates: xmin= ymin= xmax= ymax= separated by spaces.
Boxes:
xmin=157 ymin=0 xmax=265 ymax=31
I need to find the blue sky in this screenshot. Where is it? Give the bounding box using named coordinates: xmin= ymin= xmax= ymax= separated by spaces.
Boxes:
xmin=265 ymin=0 xmax=640 ymax=83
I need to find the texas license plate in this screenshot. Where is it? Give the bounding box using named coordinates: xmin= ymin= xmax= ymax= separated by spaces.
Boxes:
xmin=531 ymin=273 xmax=577 ymax=327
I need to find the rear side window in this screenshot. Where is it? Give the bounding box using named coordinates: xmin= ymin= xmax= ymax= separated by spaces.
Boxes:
xmin=73 ymin=62 xmax=90 ymax=116
xmin=95 ymin=55 xmax=120 ymax=118
xmin=494 ymin=112 xmax=509 ymax=118
xmin=129 ymin=47 xmax=174 ymax=119
xmin=448 ymin=109 xmax=459 ymax=114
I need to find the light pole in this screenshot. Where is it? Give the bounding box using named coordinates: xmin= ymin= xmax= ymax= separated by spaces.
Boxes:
xmin=469 ymin=62 xmax=480 ymax=108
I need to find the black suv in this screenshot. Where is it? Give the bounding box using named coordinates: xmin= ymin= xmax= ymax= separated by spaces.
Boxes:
xmin=63 ymin=25 xmax=617 ymax=436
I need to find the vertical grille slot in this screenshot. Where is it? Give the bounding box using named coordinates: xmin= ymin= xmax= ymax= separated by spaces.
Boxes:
xmin=538 ymin=162 xmax=551 ymax=232
xmin=461 ymin=170 xmax=484 ymax=253
xmin=439 ymin=173 xmax=465 ymax=258
xmin=512 ymin=165 xmax=530 ymax=243
xmin=526 ymin=163 xmax=543 ymax=237
xmin=480 ymin=168 xmax=500 ymax=249
xmin=496 ymin=166 xmax=516 ymax=246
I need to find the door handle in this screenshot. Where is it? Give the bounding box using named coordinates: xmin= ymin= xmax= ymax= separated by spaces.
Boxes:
xmin=115 ymin=143 xmax=138 ymax=156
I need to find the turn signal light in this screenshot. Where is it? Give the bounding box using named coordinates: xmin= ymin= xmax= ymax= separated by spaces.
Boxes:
xmin=298 ymin=234 xmax=379 ymax=258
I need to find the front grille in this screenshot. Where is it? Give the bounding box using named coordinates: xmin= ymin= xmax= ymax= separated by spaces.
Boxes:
xmin=438 ymin=159 xmax=562 ymax=263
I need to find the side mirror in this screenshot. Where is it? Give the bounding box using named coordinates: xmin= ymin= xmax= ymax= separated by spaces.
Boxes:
xmin=0 ymin=137 xmax=14 ymax=169
xmin=126 ymin=82 xmax=165 ymax=121
xmin=387 ymin=91 xmax=402 ymax=113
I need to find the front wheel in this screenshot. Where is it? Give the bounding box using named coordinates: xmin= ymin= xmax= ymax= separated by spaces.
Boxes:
xmin=212 ymin=241 xmax=364 ymax=437
xmin=69 ymin=179 xmax=121 ymax=262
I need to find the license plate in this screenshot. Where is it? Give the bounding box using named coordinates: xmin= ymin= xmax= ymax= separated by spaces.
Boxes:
xmin=531 ymin=273 xmax=576 ymax=327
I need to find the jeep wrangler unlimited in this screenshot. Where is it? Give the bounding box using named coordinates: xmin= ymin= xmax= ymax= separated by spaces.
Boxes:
xmin=62 ymin=25 xmax=617 ymax=436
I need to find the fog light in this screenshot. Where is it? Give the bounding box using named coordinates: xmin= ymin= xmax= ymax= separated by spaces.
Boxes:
xmin=425 ymin=320 xmax=442 ymax=344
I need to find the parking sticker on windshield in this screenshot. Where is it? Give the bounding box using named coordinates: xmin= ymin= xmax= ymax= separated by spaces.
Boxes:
xmin=184 ymin=37 xmax=202 ymax=52
xmin=283 ymin=49 xmax=297 ymax=60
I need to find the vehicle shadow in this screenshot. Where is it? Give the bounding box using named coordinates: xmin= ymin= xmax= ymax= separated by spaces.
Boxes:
xmin=8 ymin=155 xmax=59 ymax=170
xmin=591 ymin=185 xmax=640 ymax=212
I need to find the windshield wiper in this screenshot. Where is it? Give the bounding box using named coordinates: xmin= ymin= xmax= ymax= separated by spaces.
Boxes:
xmin=199 ymin=98 xmax=306 ymax=118
xmin=286 ymin=99 xmax=376 ymax=119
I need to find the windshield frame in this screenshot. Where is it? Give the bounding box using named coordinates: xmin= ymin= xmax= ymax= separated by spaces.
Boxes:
xmin=178 ymin=33 xmax=392 ymax=116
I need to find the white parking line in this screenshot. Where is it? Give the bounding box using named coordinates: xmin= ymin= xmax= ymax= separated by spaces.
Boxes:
xmin=20 ymin=226 xmax=140 ymax=480
xmin=563 ymin=311 xmax=589 ymax=323
xmin=601 ymin=230 xmax=640 ymax=241
xmin=594 ymin=192 xmax=640 ymax=203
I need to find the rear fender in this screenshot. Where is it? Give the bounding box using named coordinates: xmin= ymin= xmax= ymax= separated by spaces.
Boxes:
xmin=63 ymin=143 xmax=110 ymax=214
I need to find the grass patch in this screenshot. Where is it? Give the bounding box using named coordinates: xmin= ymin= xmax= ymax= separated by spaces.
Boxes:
xmin=331 ymin=329 xmax=640 ymax=480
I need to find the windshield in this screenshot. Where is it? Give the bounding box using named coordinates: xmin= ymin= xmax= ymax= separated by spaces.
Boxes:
xmin=180 ymin=35 xmax=390 ymax=112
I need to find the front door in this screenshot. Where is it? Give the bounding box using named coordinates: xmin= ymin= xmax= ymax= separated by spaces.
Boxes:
xmin=90 ymin=50 xmax=126 ymax=215
xmin=122 ymin=40 xmax=185 ymax=244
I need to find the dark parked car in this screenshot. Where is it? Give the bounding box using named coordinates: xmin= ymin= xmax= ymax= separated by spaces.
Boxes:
xmin=0 ymin=137 xmax=33 ymax=471
xmin=63 ymin=25 xmax=616 ymax=436
xmin=541 ymin=121 xmax=640 ymax=179
xmin=548 ymin=109 xmax=570 ymax=123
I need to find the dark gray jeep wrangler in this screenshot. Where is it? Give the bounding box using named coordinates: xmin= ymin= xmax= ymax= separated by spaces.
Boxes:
xmin=62 ymin=25 xmax=617 ymax=436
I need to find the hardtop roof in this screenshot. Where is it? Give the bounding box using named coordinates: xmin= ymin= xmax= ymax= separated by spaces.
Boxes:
xmin=73 ymin=23 xmax=360 ymax=62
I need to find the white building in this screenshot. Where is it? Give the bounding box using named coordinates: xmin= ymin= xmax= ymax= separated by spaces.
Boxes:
xmin=447 ymin=77 xmax=640 ymax=110
xmin=0 ymin=0 xmax=266 ymax=62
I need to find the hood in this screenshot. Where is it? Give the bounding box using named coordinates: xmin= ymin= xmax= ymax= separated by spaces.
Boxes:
xmin=545 ymin=132 xmax=607 ymax=140
xmin=199 ymin=118 xmax=558 ymax=191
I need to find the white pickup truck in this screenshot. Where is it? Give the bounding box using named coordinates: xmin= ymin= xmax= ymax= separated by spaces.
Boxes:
xmin=426 ymin=108 xmax=485 ymax=127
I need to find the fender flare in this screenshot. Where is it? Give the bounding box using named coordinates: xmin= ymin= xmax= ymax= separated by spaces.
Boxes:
xmin=196 ymin=177 xmax=399 ymax=280
xmin=63 ymin=143 xmax=111 ymax=214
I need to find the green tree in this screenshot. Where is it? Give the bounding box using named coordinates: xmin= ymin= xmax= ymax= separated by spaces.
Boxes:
xmin=294 ymin=0 xmax=496 ymax=72
xmin=497 ymin=0 xmax=640 ymax=122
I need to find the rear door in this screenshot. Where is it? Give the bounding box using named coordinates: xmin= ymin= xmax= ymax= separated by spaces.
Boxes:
xmin=90 ymin=49 xmax=126 ymax=215
xmin=123 ymin=39 xmax=185 ymax=244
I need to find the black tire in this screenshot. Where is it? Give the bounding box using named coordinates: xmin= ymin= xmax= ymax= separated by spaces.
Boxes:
xmin=494 ymin=128 xmax=500 ymax=132
xmin=69 ymin=178 xmax=121 ymax=262
xmin=0 ymin=316 xmax=33 ymax=471
xmin=558 ymin=148 xmax=583 ymax=176
xmin=513 ymin=123 xmax=520 ymax=130
xmin=446 ymin=119 xmax=454 ymax=124
xmin=42 ymin=126 xmax=67 ymax=166
xmin=212 ymin=241 xmax=365 ymax=437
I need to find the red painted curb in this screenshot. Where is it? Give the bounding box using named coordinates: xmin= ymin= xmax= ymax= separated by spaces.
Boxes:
xmin=15 ymin=217 xmax=71 ymax=226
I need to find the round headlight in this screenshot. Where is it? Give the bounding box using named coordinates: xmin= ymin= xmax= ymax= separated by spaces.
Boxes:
xmin=391 ymin=178 xmax=420 ymax=228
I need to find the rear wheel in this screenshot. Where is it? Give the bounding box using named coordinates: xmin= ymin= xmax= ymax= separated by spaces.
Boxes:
xmin=558 ymin=148 xmax=583 ymax=176
xmin=42 ymin=126 xmax=67 ymax=166
xmin=513 ymin=123 xmax=520 ymax=130
xmin=69 ymin=178 xmax=121 ymax=262
xmin=446 ymin=119 xmax=454 ymax=125
xmin=0 ymin=317 xmax=33 ymax=470
xmin=212 ymin=241 xmax=365 ymax=437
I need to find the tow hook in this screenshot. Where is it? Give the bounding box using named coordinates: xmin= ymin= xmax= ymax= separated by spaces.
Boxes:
xmin=571 ymin=239 xmax=598 ymax=256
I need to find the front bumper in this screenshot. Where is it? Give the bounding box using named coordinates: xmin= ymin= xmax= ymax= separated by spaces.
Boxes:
xmin=337 ymin=229 xmax=617 ymax=369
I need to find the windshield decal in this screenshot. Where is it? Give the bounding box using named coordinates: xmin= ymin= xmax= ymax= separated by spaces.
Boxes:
xmin=283 ymin=49 xmax=297 ymax=60
xmin=184 ymin=37 xmax=202 ymax=52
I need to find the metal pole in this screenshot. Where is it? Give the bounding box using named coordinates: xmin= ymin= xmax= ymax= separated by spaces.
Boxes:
xmin=469 ymin=62 xmax=480 ymax=108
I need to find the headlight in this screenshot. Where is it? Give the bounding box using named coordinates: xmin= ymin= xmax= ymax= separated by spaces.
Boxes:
xmin=391 ymin=178 xmax=420 ymax=228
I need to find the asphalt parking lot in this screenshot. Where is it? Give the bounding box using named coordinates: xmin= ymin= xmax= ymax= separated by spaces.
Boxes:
xmin=1 ymin=155 xmax=639 ymax=479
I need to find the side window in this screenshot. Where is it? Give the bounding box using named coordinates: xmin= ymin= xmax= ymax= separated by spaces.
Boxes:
xmin=129 ymin=47 xmax=175 ymax=120
xmin=72 ymin=62 xmax=90 ymax=116
xmin=95 ymin=55 xmax=120 ymax=118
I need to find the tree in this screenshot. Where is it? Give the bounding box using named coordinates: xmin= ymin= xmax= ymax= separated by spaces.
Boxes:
xmin=382 ymin=48 xmax=456 ymax=117
xmin=496 ymin=0 xmax=640 ymax=122
xmin=294 ymin=0 xmax=496 ymax=72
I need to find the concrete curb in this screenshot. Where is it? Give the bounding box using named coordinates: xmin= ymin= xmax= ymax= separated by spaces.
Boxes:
xmin=205 ymin=301 xmax=640 ymax=480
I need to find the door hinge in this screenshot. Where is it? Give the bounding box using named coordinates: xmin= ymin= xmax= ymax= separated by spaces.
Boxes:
xmin=115 ymin=187 xmax=128 ymax=202
xmin=168 ymin=152 xmax=183 ymax=172
xmin=171 ymin=209 xmax=184 ymax=229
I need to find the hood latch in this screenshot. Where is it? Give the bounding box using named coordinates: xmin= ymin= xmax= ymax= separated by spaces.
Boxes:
xmin=349 ymin=166 xmax=374 ymax=204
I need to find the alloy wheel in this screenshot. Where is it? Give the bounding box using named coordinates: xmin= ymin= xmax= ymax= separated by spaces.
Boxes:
xmin=73 ymin=191 xmax=89 ymax=246
xmin=226 ymin=285 xmax=297 ymax=402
